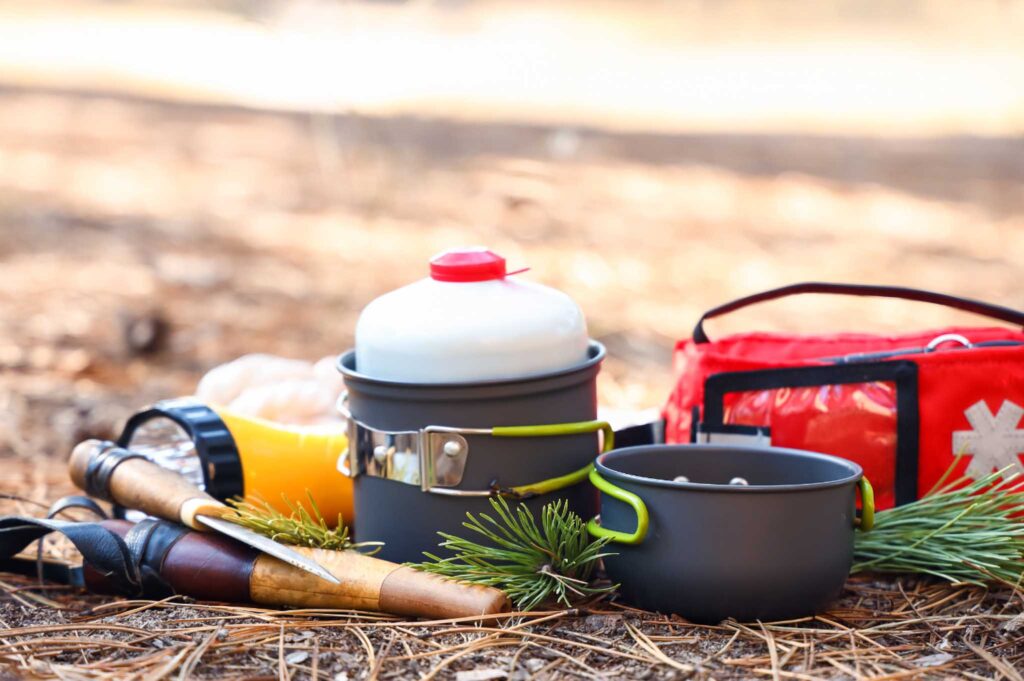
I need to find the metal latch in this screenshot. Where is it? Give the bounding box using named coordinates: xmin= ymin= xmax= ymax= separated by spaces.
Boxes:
xmin=342 ymin=419 xmax=486 ymax=493
xmin=337 ymin=393 xmax=614 ymax=497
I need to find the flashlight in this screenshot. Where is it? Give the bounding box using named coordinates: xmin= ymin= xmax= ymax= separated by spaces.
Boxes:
xmin=117 ymin=398 xmax=354 ymax=525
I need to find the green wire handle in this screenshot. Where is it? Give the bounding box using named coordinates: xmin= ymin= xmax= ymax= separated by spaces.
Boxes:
xmin=494 ymin=420 xmax=614 ymax=498
xmin=493 ymin=420 xmax=615 ymax=448
xmin=857 ymin=476 xmax=875 ymax=532
xmin=585 ymin=468 xmax=650 ymax=545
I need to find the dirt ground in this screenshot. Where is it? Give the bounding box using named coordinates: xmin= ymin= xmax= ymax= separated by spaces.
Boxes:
xmin=0 ymin=88 xmax=1023 ymax=678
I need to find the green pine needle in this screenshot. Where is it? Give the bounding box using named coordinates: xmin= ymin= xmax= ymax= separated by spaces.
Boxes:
xmin=853 ymin=461 xmax=1024 ymax=586
xmin=226 ymin=491 xmax=383 ymax=555
xmin=411 ymin=497 xmax=617 ymax=611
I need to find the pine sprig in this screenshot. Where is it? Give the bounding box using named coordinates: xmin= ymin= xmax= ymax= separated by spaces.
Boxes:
xmin=226 ymin=492 xmax=383 ymax=555
xmin=411 ymin=497 xmax=616 ymax=611
xmin=853 ymin=463 xmax=1024 ymax=585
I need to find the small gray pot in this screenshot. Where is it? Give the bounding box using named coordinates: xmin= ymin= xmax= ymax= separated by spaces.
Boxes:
xmin=589 ymin=444 xmax=873 ymax=623
xmin=339 ymin=342 xmax=606 ymax=563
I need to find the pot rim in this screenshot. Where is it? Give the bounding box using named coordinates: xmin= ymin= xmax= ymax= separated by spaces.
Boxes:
xmin=595 ymin=444 xmax=863 ymax=493
xmin=337 ymin=340 xmax=606 ymax=388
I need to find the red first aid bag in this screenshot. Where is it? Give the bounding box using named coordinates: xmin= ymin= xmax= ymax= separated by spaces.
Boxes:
xmin=663 ymin=283 xmax=1024 ymax=509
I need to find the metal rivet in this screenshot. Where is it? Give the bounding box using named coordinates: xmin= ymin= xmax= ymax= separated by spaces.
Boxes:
xmin=443 ymin=440 xmax=464 ymax=457
xmin=673 ymin=475 xmax=690 ymax=483
xmin=729 ymin=477 xmax=749 ymax=486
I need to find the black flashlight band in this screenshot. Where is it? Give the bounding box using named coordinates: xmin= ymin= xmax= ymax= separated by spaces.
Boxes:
xmin=117 ymin=399 xmax=243 ymax=501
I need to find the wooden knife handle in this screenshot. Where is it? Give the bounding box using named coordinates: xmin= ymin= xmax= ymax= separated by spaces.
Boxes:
xmin=379 ymin=565 xmax=513 ymax=619
xmin=69 ymin=439 xmax=226 ymax=530
xmin=250 ymin=547 xmax=512 ymax=618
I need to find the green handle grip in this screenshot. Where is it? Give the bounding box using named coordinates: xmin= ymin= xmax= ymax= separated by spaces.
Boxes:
xmin=508 ymin=463 xmax=593 ymax=498
xmin=586 ymin=469 xmax=649 ymax=545
xmin=494 ymin=421 xmax=614 ymax=498
xmin=857 ymin=476 xmax=875 ymax=531
xmin=493 ymin=420 xmax=615 ymax=451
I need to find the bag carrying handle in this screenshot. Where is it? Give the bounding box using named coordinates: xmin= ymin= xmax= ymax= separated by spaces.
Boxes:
xmin=693 ymin=282 xmax=1024 ymax=344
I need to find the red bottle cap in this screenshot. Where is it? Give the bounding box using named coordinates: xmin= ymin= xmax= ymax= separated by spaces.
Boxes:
xmin=430 ymin=248 xmax=509 ymax=282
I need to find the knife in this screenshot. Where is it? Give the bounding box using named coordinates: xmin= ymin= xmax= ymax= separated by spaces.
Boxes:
xmin=0 ymin=516 xmax=509 ymax=618
xmin=68 ymin=439 xmax=340 ymax=585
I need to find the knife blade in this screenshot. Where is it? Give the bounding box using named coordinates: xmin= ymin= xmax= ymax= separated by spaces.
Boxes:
xmin=196 ymin=514 xmax=339 ymax=584
xmin=68 ymin=439 xmax=341 ymax=585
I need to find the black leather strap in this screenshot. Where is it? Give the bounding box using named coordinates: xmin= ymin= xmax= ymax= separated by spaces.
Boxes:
xmin=0 ymin=516 xmax=140 ymax=593
xmin=46 ymin=495 xmax=108 ymax=521
xmin=693 ymin=282 xmax=1024 ymax=344
xmin=0 ymin=500 xmax=188 ymax=596
xmin=39 ymin=494 xmax=110 ymax=583
xmin=122 ymin=518 xmax=188 ymax=596
xmin=0 ymin=556 xmax=83 ymax=586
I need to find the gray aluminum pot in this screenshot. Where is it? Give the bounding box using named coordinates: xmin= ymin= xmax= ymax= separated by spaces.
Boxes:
xmin=589 ymin=444 xmax=874 ymax=623
xmin=338 ymin=341 xmax=606 ymax=563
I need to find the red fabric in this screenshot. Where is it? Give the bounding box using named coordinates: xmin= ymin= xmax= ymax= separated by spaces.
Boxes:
xmin=725 ymin=380 xmax=900 ymax=508
xmin=663 ymin=326 xmax=1024 ymax=507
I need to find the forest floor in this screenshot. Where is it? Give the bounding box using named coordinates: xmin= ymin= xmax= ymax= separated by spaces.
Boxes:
xmin=0 ymin=86 xmax=1022 ymax=678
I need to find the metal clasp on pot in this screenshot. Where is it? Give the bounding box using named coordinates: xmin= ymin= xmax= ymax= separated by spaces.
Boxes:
xmin=337 ymin=392 xmax=614 ymax=497
xmin=337 ymin=392 xmax=481 ymax=492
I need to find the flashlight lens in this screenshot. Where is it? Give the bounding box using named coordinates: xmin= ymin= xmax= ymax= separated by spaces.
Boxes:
xmin=125 ymin=416 xmax=205 ymax=489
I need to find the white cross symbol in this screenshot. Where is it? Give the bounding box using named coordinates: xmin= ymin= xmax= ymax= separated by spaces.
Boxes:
xmin=951 ymin=399 xmax=1024 ymax=478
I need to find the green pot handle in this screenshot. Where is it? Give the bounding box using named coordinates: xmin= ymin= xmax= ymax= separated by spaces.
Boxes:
xmin=493 ymin=420 xmax=615 ymax=449
xmin=586 ymin=468 xmax=650 ymax=545
xmin=493 ymin=420 xmax=614 ymax=498
xmin=856 ymin=476 xmax=875 ymax=531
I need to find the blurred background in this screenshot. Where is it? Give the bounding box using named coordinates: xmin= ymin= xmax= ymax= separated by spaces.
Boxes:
xmin=1 ymin=0 xmax=1023 ymax=497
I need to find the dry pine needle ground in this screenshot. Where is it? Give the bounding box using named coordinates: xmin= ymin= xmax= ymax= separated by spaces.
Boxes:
xmin=0 ymin=573 xmax=1020 ymax=680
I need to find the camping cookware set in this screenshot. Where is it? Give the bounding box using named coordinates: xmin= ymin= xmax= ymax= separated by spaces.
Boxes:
xmin=88 ymin=248 xmax=1024 ymax=622
xmin=334 ymin=247 xmax=879 ymax=620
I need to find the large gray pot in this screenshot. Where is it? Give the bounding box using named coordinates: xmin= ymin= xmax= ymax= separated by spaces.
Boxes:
xmin=590 ymin=444 xmax=873 ymax=623
xmin=339 ymin=342 xmax=605 ymax=563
